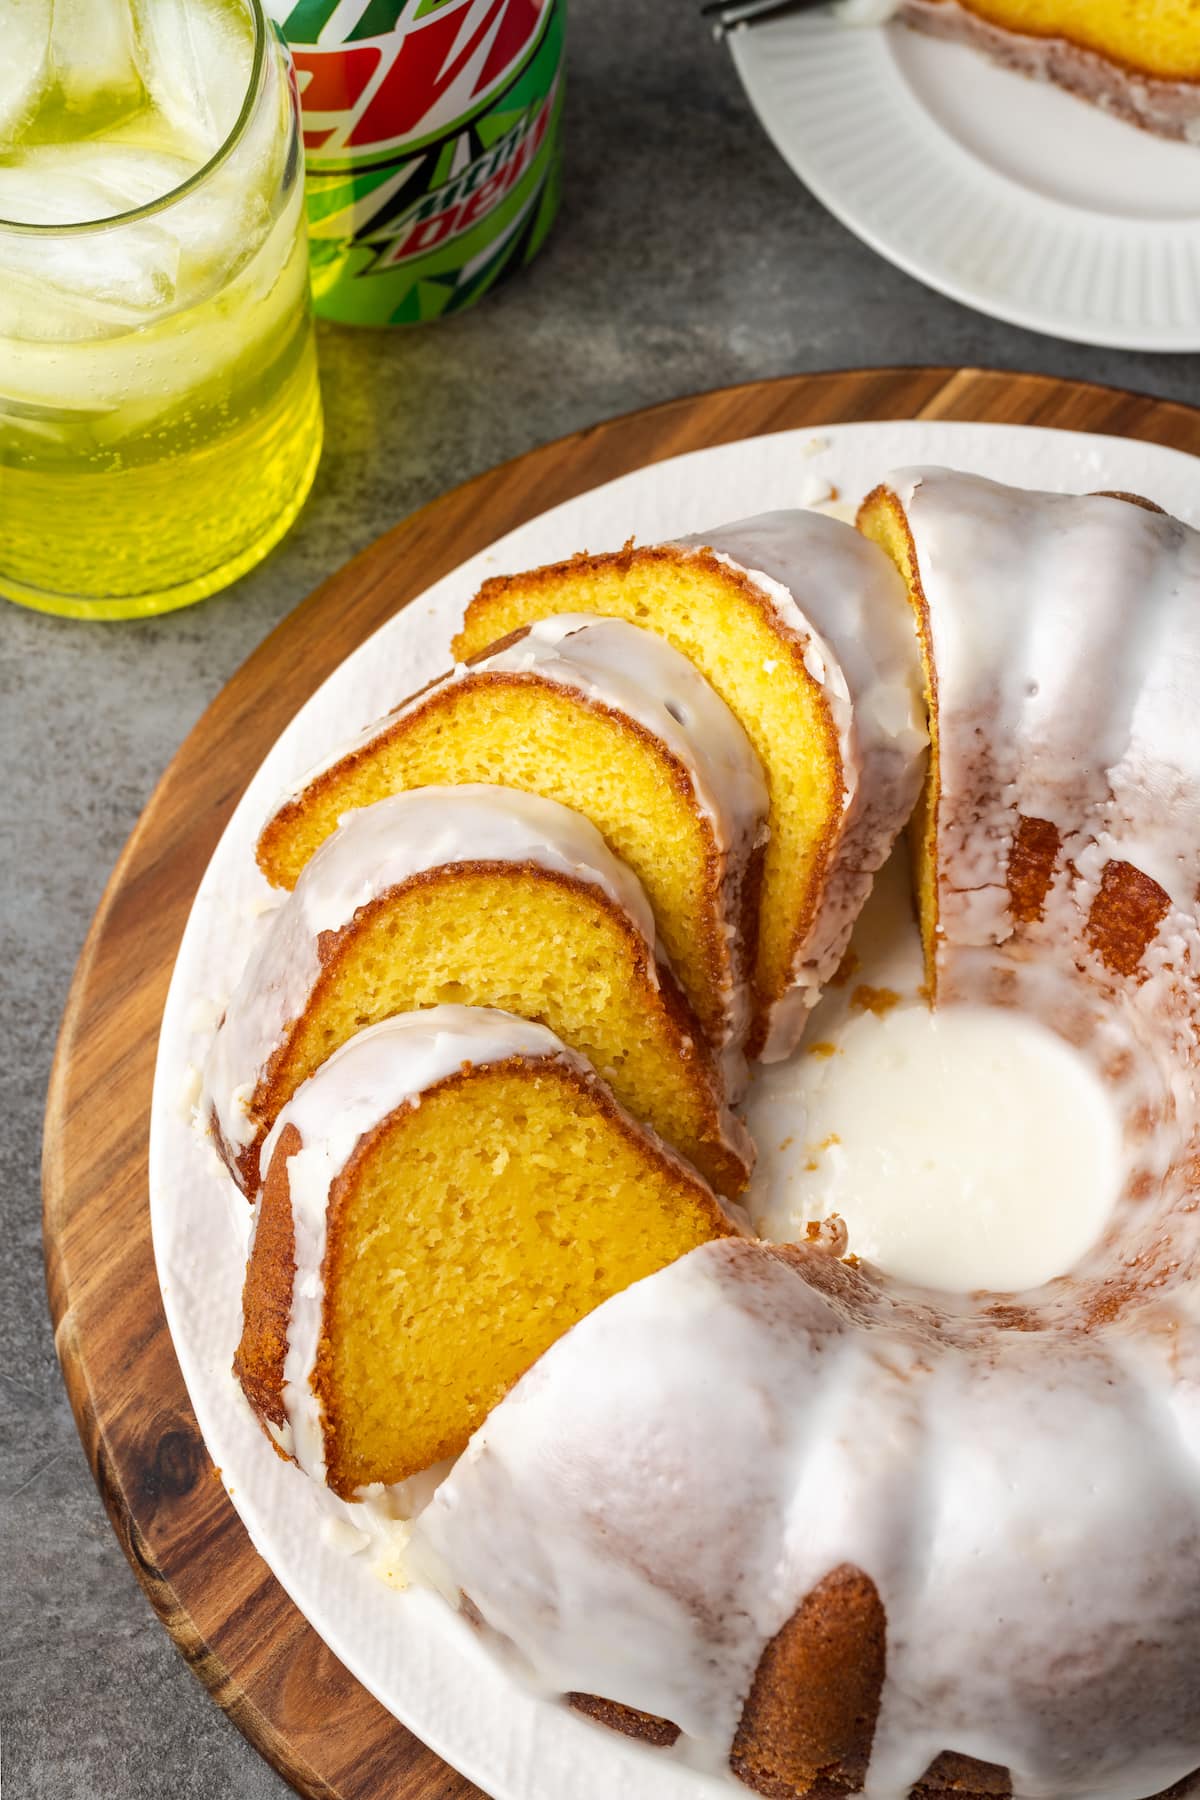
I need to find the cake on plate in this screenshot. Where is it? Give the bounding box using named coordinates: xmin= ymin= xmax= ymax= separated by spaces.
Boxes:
xmin=256 ymin=614 xmax=769 ymax=1061
xmin=454 ymin=511 xmax=928 ymax=1059
xmin=216 ymin=477 xmax=1200 ymax=1800
xmin=235 ymin=1006 xmax=741 ymax=1496
xmin=409 ymin=474 xmax=1200 ymax=1800
xmin=206 ymin=785 xmax=751 ymax=1199
xmin=896 ymin=0 xmax=1200 ymax=142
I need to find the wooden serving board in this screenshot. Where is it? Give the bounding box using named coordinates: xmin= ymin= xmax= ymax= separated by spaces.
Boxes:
xmin=43 ymin=368 xmax=1200 ymax=1800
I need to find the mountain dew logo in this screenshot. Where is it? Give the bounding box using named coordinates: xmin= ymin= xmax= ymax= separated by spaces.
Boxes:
xmin=273 ymin=0 xmax=555 ymax=170
xmin=344 ymin=71 xmax=558 ymax=270
xmin=281 ymin=0 xmax=566 ymax=325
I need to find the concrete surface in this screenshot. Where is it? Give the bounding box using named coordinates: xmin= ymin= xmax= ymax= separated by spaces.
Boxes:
xmin=5 ymin=3 xmax=1199 ymax=1796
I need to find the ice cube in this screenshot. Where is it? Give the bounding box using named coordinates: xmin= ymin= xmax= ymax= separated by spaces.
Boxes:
xmin=0 ymin=149 xmax=179 ymax=315
xmin=0 ymin=257 xmax=160 ymax=347
xmin=165 ymin=162 xmax=272 ymax=298
xmin=91 ymin=144 xmax=198 ymax=210
xmin=0 ymin=152 xmax=117 ymax=225
xmin=132 ymin=0 xmax=255 ymax=159
xmin=5 ymin=225 xmax=179 ymax=314
xmin=0 ymin=142 xmax=195 ymax=222
xmin=0 ymin=0 xmax=53 ymax=149
xmin=50 ymin=0 xmax=144 ymax=115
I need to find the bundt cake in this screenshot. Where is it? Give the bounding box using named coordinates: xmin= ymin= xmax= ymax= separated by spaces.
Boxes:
xmin=256 ymin=615 xmax=768 ymax=1060
xmin=235 ymin=1006 xmax=741 ymax=1496
xmin=403 ymin=474 xmax=1200 ymax=1800
xmin=454 ymin=512 xmax=928 ymax=1059
xmin=894 ymin=0 xmax=1200 ymax=142
xmin=205 ymin=786 xmax=751 ymax=1199
xmin=215 ymin=475 xmax=1200 ymax=1800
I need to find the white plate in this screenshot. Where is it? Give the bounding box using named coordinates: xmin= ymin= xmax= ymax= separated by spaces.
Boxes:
xmin=151 ymin=420 xmax=1200 ymax=1800
xmin=728 ymin=13 xmax=1200 ymax=350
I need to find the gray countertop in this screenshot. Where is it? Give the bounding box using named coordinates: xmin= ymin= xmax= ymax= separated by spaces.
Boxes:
xmin=6 ymin=5 xmax=1199 ymax=1796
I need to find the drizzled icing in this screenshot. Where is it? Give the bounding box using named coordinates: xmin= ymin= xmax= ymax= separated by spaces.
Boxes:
xmin=413 ymin=477 xmax=1200 ymax=1800
xmin=674 ymin=510 xmax=928 ymax=1059
xmin=204 ymin=785 xmax=658 ymax=1168
xmin=417 ymin=1238 xmax=1200 ymax=1800
xmin=888 ymin=469 xmax=1200 ymax=952
xmin=746 ymin=847 xmax=1123 ymax=1293
xmin=483 ymin=615 xmax=769 ymax=865
xmin=256 ymin=1007 xmax=591 ymax=1487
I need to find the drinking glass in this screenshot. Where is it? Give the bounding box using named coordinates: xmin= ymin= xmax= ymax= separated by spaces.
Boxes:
xmin=0 ymin=0 xmax=323 ymax=619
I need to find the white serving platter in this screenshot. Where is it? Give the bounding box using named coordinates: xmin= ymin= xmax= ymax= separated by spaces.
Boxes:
xmin=150 ymin=418 xmax=1200 ymax=1800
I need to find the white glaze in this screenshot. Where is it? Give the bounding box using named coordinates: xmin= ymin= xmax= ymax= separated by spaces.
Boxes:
xmin=482 ymin=615 xmax=769 ymax=865
xmin=417 ymin=1237 xmax=1200 ymax=1799
xmin=675 ymin=509 xmax=927 ymax=1059
xmin=887 ymin=469 xmax=1200 ymax=954
xmin=412 ymin=478 xmax=1200 ymax=1800
xmin=257 ymin=1006 xmax=590 ymax=1488
xmin=747 ymin=850 xmax=1122 ymax=1294
xmin=204 ymin=785 xmax=659 ymax=1171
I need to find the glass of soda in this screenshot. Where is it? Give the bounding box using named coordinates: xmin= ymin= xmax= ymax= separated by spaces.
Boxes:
xmin=0 ymin=0 xmax=323 ymax=620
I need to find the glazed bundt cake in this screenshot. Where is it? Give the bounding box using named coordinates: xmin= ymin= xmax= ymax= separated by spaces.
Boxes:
xmin=206 ymin=786 xmax=751 ymax=1199
xmin=406 ymin=474 xmax=1200 ymax=1800
xmin=256 ymin=615 xmax=768 ymax=1059
xmin=454 ymin=512 xmax=927 ymax=1058
xmin=896 ymin=0 xmax=1200 ymax=142
xmin=235 ymin=1006 xmax=740 ymax=1496
xmin=217 ymin=478 xmax=1200 ymax=1800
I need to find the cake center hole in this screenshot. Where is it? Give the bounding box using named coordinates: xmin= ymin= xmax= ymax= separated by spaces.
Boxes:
xmin=745 ymin=854 xmax=1124 ymax=1295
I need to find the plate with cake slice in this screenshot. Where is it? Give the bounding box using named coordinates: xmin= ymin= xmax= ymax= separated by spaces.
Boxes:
xmin=727 ymin=2 xmax=1200 ymax=348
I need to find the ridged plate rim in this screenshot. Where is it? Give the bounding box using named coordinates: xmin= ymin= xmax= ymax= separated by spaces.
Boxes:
xmin=728 ymin=15 xmax=1200 ymax=352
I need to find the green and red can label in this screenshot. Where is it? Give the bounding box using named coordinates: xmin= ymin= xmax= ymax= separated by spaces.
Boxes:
xmin=269 ymin=0 xmax=564 ymax=325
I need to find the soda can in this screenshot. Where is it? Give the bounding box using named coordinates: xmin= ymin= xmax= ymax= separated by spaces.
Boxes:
xmin=267 ymin=0 xmax=565 ymax=326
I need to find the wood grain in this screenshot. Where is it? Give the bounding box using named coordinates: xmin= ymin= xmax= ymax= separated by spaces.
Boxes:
xmin=42 ymin=368 xmax=1200 ymax=1800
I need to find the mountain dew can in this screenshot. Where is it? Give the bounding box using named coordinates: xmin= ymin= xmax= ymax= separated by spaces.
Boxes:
xmin=267 ymin=0 xmax=564 ymax=326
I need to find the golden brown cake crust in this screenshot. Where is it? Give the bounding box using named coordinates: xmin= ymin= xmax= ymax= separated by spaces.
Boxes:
xmin=456 ymin=543 xmax=845 ymax=1051
xmin=227 ymin=860 xmax=749 ymax=1200
xmin=1085 ymin=858 xmax=1172 ymax=978
xmin=730 ymin=1564 xmax=886 ymax=1800
xmin=567 ymin=1692 xmax=681 ymax=1747
xmin=1006 ymin=814 xmax=1061 ymax=926
xmin=910 ymin=1750 xmax=1012 ymax=1797
xmin=233 ymin=1122 xmax=301 ymax=1449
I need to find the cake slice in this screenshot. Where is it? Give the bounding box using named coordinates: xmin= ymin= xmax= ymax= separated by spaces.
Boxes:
xmin=206 ymin=786 xmax=752 ymax=1199
xmin=897 ymin=0 xmax=1200 ymax=142
xmin=256 ymin=616 xmax=768 ymax=1060
xmin=453 ymin=512 xmax=926 ymax=1059
xmin=235 ymin=1007 xmax=741 ymax=1496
